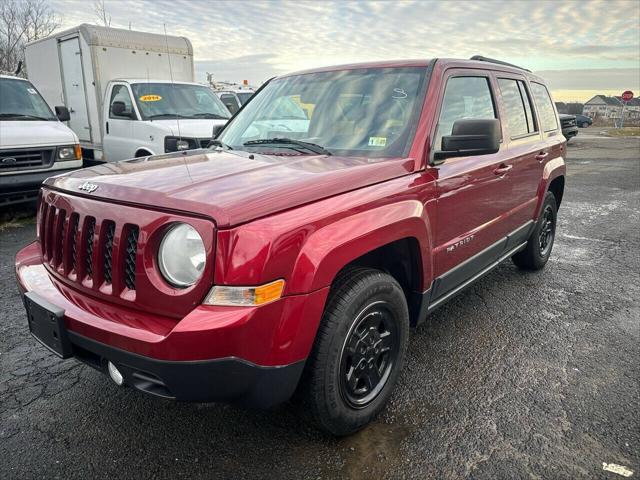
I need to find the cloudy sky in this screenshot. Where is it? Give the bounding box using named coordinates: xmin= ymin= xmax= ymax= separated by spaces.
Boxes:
xmin=50 ymin=0 xmax=640 ymax=101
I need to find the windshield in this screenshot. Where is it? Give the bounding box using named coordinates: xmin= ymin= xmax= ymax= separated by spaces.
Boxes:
xmin=0 ymin=78 xmax=56 ymax=121
xmin=131 ymin=83 xmax=231 ymax=120
xmin=237 ymin=92 xmax=254 ymax=104
xmin=217 ymin=66 xmax=428 ymax=157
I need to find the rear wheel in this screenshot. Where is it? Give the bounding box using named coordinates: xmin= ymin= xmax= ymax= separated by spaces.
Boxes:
xmin=512 ymin=191 xmax=557 ymax=270
xmin=300 ymin=267 xmax=409 ymax=436
xmin=581 ymin=122 xmax=589 ymax=128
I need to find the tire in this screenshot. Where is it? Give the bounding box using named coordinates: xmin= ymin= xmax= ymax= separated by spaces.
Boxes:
xmin=581 ymin=122 xmax=589 ymax=128
xmin=299 ymin=267 xmax=409 ymax=436
xmin=512 ymin=191 xmax=558 ymax=270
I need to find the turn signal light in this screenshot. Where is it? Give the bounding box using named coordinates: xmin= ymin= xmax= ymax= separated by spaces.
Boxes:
xmin=204 ymin=279 xmax=285 ymax=306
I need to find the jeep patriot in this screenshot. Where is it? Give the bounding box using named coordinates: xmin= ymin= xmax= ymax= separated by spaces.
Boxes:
xmin=16 ymin=57 xmax=566 ymax=435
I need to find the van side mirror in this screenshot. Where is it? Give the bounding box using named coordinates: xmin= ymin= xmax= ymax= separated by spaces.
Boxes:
xmin=111 ymin=101 xmax=132 ymax=118
xmin=434 ymin=118 xmax=501 ymax=162
xmin=55 ymin=106 xmax=70 ymax=122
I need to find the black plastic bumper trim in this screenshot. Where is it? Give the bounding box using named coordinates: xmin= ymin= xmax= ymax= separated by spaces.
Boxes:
xmin=67 ymin=331 xmax=305 ymax=408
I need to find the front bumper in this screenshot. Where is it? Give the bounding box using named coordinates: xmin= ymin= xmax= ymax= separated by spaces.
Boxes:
xmin=16 ymin=241 xmax=329 ymax=407
xmin=562 ymin=126 xmax=579 ymax=139
xmin=0 ymin=168 xmax=78 ymax=206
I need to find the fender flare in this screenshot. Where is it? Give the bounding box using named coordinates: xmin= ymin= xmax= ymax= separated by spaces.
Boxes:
xmin=534 ymin=156 xmax=566 ymax=219
xmin=287 ymin=199 xmax=433 ymax=294
xmin=135 ymin=148 xmax=154 ymax=158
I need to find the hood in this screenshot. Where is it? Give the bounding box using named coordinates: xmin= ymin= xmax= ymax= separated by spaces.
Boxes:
xmin=0 ymin=120 xmax=77 ymax=148
xmin=45 ymin=150 xmax=415 ymax=228
xmin=148 ymin=118 xmax=228 ymax=138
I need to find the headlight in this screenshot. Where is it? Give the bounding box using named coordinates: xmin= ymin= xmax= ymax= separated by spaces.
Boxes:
xmin=158 ymin=223 xmax=206 ymax=288
xmin=57 ymin=144 xmax=82 ymax=160
xmin=164 ymin=136 xmax=198 ymax=152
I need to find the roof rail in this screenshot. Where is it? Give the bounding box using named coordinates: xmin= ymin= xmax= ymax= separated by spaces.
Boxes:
xmin=469 ymin=55 xmax=531 ymax=72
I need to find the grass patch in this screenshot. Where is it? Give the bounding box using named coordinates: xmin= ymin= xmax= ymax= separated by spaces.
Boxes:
xmin=603 ymin=127 xmax=640 ymax=137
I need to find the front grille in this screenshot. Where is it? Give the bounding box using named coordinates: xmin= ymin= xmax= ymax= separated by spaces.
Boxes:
xmin=0 ymin=148 xmax=55 ymax=172
xmin=124 ymin=226 xmax=139 ymax=290
xmin=85 ymin=217 xmax=96 ymax=278
xmin=40 ymin=206 xmax=140 ymax=293
xmin=103 ymin=222 xmax=115 ymax=285
xmin=561 ymin=118 xmax=576 ymax=127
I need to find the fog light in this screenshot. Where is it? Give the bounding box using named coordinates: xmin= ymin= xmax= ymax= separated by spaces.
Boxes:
xmin=107 ymin=361 xmax=124 ymax=386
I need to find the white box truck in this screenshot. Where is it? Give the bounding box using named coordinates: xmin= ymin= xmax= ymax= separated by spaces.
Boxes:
xmin=25 ymin=24 xmax=230 ymax=162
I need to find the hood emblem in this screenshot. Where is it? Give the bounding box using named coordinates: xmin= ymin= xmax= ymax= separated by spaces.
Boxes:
xmin=78 ymin=182 xmax=98 ymax=193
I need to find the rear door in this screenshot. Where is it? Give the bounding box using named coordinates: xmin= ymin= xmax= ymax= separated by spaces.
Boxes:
xmin=59 ymin=37 xmax=91 ymax=142
xmin=494 ymin=75 xmax=544 ymax=230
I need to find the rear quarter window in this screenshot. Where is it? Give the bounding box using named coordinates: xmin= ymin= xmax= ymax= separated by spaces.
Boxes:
xmin=530 ymin=82 xmax=558 ymax=132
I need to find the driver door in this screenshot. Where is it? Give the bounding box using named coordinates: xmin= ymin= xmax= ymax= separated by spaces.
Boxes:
xmin=103 ymin=83 xmax=138 ymax=161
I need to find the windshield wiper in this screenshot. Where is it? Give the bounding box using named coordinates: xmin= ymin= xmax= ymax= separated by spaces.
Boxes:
xmin=0 ymin=113 xmax=52 ymax=121
xmin=208 ymin=139 xmax=233 ymax=150
xmin=145 ymin=113 xmax=191 ymax=120
xmin=243 ymin=138 xmax=331 ymax=156
xmin=191 ymin=113 xmax=230 ymax=120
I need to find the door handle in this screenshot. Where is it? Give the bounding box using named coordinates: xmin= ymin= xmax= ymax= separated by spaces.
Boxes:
xmin=493 ymin=164 xmax=512 ymax=176
xmin=106 ymin=121 xmax=109 ymax=134
xmin=535 ymin=152 xmax=549 ymax=162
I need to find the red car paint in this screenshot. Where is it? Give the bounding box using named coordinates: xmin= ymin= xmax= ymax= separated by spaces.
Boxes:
xmin=15 ymin=58 xmax=566 ymax=399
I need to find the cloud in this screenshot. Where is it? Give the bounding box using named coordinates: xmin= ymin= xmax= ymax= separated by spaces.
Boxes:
xmin=48 ymin=0 xmax=640 ymax=87
xmin=535 ymin=68 xmax=640 ymax=90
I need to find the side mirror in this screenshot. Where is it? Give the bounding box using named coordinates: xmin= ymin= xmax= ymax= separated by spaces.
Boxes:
xmin=111 ymin=101 xmax=132 ymax=118
xmin=55 ymin=106 xmax=70 ymax=122
xmin=434 ymin=118 xmax=501 ymax=162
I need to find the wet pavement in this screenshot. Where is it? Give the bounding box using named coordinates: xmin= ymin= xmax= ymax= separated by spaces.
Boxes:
xmin=1 ymin=133 xmax=639 ymax=479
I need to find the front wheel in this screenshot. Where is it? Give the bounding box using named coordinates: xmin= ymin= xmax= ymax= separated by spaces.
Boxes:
xmin=299 ymin=267 xmax=409 ymax=436
xmin=512 ymin=191 xmax=558 ymax=270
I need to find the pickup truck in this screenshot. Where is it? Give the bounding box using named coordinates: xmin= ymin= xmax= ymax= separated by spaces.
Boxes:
xmin=16 ymin=57 xmax=566 ymax=436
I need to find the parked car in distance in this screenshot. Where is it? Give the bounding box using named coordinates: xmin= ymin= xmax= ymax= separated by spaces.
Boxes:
xmin=575 ymin=114 xmax=593 ymax=128
xmin=560 ymin=114 xmax=579 ymax=141
xmin=25 ymin=24 xmax=230 ymax=162
xmin=16 ymin=56 xmax=566 ymax=436
xmin=0 ymin=75 xmax=81 ymax=206
xmin=215 ymin=89 xmax=255 ymax=114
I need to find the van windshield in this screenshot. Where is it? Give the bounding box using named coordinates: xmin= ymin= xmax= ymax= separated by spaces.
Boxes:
xmin=131 ymin=83 xmax=231 ymax=120
xmin=217 ymin=66 xmax=428 ymax=157
xmin=0 ymin=78 xmax=56 ymax=121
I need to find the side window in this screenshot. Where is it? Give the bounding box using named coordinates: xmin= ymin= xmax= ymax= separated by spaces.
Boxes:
xmin=220 ymin=94 xmax=239 ymax=114
xmin=109 ymin=85 xmax=135 ymax=119
xmin=531 ymin=82 xmax=558 ymax=132
xmin=497 ymin=78 xmax=537 ymax=138
xmin=436 ymin=76 xmax=495 ymax=150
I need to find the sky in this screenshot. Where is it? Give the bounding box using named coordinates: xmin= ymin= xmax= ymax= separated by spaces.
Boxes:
xmin=49 ymin=0 xmax=640 ymax=102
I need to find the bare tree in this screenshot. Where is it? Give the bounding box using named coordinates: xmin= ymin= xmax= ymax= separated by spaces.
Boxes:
xmin=93 ymin=0 xmax=111 ymax=27
xmin=0 ymin=0 xmax=59 ymax=76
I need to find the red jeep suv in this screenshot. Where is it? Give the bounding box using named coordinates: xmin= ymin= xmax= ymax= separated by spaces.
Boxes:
xmin=16 ymin=57 xmax=566 ymax=435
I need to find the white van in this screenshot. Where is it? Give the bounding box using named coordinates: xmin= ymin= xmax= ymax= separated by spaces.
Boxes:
xmin=0 ymin=75 xmax=81 ymax=205
xmin=25 ymin=24 xmax=229 ymax=162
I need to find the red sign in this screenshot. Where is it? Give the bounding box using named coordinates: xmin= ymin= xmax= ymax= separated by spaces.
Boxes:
xmin=621 ymin=90 xmax=634 ymax=102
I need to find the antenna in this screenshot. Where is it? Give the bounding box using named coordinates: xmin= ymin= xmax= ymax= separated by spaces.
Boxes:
xmin=163 ymin=23 xmax=181 ymax=139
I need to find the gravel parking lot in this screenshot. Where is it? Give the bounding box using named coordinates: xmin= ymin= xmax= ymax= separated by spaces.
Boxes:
xmin=1 ymin=132 xmax=639 ymax=479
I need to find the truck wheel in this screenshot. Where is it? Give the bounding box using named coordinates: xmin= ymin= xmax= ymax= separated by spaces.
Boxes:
xmin=300 ymin=267 xmax=409 ymax=436
xmin=581 ymin=122 xmax=589 ymax=128
xmin=512 ymin=191 xmax=557 ymax=270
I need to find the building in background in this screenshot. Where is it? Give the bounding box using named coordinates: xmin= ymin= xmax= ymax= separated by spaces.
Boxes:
xmin=583 ymin=95 xmax=640 ymax=123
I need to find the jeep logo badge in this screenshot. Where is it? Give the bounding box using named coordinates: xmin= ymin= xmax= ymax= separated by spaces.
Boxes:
xmin=78 ymin=182 xmax=98 ymax=193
